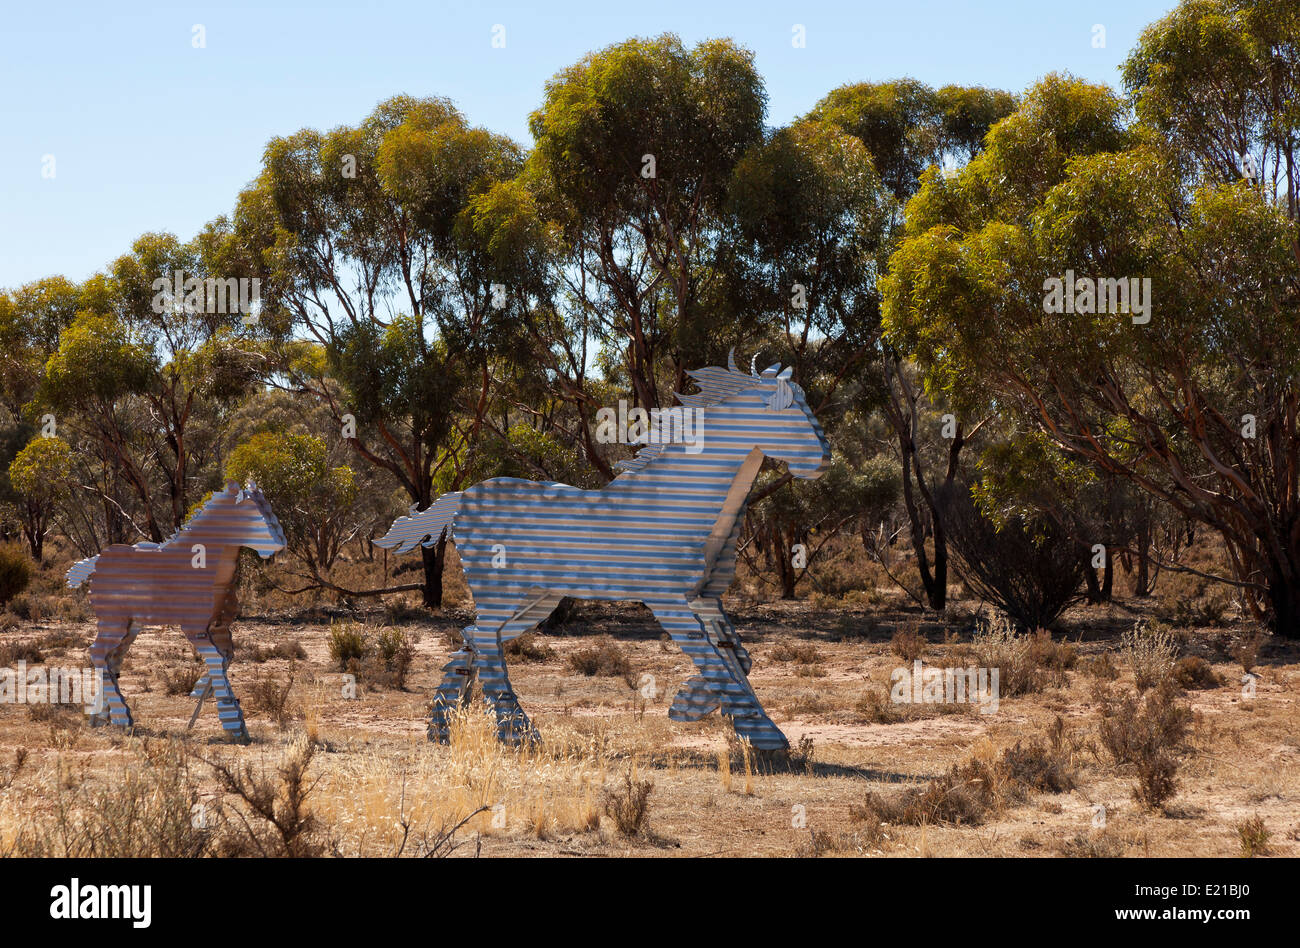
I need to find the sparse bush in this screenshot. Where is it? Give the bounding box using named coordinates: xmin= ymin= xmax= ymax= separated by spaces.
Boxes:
xmin=1232 ymin=629 xmax=1266 ymax=674
xmin=1133 ymin=751 xmax=1179 ymax=810
xmin=603 ymin=766 xmax=652 ymax=836
xmin=373 ymin=628 xmax=416 ymax=689
xmin=1096 ymin=679 xmax=1191 ymax=766
xmin=1173 ymin=656 xmax=1222 ymax=690
xmin=242 ymin=638 xmax=308 ymax=663
xmin=0 ymin=546 xmax=33 ymax=608
xmin=205 ymin=733 xmax=331 ymax=857
xmin=890 ymin=628 xmax=926 ymax=663
xmin=567 ymin=636 xmax=631 ymax=677
xmin=327 ymin=620 xmax=369 ymax=668
xmin=1002 ymin=716 xmax=1076 ymax=792
xmin=855 ymin=720 xmax=1076 ymax=828
xmin=0 ymin=639 xmax=44 ymax=665
xmin=970 ymin=614 xmax=1067 ymax=696
xmin=247 ymin=664 xmax=298 ymax=727
xmin=1237 ymin=816 xmax=1271 ymax=857
xmin=770 ymin=642 xmax=823 ymax=664
xmin=1121 ymin=621 xmax=1179 ymax=690
xmin=939 ymin=484 xmax=1084 ymax=629
xmin=505 ymin=630 xmax=553 ymax=663
xmin=1084 ymin=651 xmax=1120 ymax=680
xmin=160 ymin=663 xmax=204 ymax=696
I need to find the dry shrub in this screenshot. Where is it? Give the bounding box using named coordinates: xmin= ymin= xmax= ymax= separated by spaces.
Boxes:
xmin=505 ymin=630 xmax=553 ymax=663
xmin=1121 ymin=621 xmax=1178 ymax=690
xmin=371 ymin=628 xmax=416 ymax=690
xmin=1232 ymin=629 xmax=1266 ymax=674
xmin=855 ymin=688 xmax=902 ymax=724
xmin=160 ymin=662 xmax=204 ymax=696
xmin=1134 ymin=752 xmax=1180 ymax=811
xmin=770 ymin=642 xmax=823 ymax=664
xmin=0 ymin=546 xmax=33 ymax=607
xmin=890 ymin=628 xmax=927 ymax=663
xmin=205 ymin=733 xmax=332 ymax=857
xmin=1096 ymin=680 xmax=1191 ymax=766
xmin=11 ymin=740 xmax=211 ymax=857
xmin=0 ymin=748 xmax=29 ymax=790
xmin=242 ymin=638 xmax=308 ymax=663
xmin=1002 ymin=716 xmax=1077 ymax=793
xmin=853 ymin=720 xmax=1075 ymax=828
xmin=1096 ymin=680 xmax=1192 ymax=811
xmin=1173 ymin=656 xmax=1223 ymax=690
xmin=1083 ymin=651 xmax=1120 ymax=680
xmin=247 ymin=663 xmax=298 ymax=727
xmin=0 ymin=639 xmax=44 ymax=665
xmin=567 ymin=636 xmax=631 ymax=677
xmin=1237 ymin=816 xmax=1271 ymax=857
xmin=970 ymin=613 xmax=1066 ymax=696
xmin=327 ymin=620 xmax=369 ymax=668
xmin=603 ymin=765 xmax=652 ymax=837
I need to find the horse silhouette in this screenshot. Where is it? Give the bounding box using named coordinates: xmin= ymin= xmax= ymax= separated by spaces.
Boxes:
xmin=67 ymin=481 xmax=286 ymax=741
xmin=375 ymin=354 xmax=831 ymax=749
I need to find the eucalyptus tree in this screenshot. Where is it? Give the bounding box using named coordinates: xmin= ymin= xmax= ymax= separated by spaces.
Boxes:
xmin=806 ymin=78 xmax=1016 ymax=609
xmin=226 ymin=96 xmax=527 ymax=605
xmin=883 ymin=0 xmax=1300 ymax=637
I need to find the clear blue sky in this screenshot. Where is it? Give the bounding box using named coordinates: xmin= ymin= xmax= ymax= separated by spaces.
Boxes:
xmin=1 ymin=0 xmax=1178 ymax=289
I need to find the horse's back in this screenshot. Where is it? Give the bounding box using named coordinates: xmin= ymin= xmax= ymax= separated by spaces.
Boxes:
xmin=87 ymin=544 xmax=223 ymax=627
xmin=458 ymin=477 xmax=711 ymax=602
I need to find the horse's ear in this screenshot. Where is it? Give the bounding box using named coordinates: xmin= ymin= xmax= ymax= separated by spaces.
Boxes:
xmin=761 ymin=363 xmax=781 ymax=378
xmin=777 ymin=366 xmax=793 ymax=380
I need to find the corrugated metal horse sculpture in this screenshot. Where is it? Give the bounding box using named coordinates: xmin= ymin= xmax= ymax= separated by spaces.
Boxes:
xmin=375 ymin=353 xmax=830 ymax=750
xmin=66 ymin=482 xmax=286 ymax=742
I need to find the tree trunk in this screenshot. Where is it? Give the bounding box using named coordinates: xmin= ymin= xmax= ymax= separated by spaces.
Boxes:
xmin=420 ymin=532 xmax=447 ymax=609
xmin=774 ymin=527 xmax=798 ymax=600
xmin=1134 ymin=514 xmax=1151 ymax=597
xmin=1083 ymin=556 xmax=1102 ymax=603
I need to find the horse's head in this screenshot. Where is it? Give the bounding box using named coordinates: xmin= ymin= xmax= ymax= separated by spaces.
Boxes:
xmin=684 ymin=350 xmax=831 ymax=479
xmin=372 ymin=493 xmax=460 ymax=556
xmin=221 ymin=480 xmax=287 ymax=558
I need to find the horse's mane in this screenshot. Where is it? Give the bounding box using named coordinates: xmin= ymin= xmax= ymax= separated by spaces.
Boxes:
xmin=616 ymin=361 xmax=769 ymax=473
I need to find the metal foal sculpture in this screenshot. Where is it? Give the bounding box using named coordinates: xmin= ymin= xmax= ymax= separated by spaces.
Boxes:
xmin=375 ymin=354 xmax=831 ymax=750
xmin=66 ymin=481 xmax=286 ymax=741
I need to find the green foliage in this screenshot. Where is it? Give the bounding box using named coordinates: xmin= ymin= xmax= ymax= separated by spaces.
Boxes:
xmin=8 ymin=436 xmax=72 ymax=503
xmin=227 ymin=432 xmax=358 ymax=573
xmin=0 ymin=546 xmax=33 ymax=606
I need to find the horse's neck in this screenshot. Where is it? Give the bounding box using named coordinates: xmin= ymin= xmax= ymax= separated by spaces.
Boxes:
xmin=174 ymin=514 xmax=239 ymax=562
xmin=612 ymin=435 xmax=764 ymax=576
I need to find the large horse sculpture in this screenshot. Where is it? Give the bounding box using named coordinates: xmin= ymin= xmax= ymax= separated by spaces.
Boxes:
xmin=66 ymin=482 xmax=286 ymax=741
xmin=375 ymin=354 xmax=831 ymax=750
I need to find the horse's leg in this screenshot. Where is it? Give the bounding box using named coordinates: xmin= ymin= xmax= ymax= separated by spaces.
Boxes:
xmin=427 ymin=628 xmax=476 ymax=744
xmin=189 ymin=593 xmax=238 ymax=700
xmin=184 ymin=620 xmax=249 ymax=744
xmin=669 ymin=596 xmax=754 ymax=718
xmin=88 ymin=618 xmax=136 ymax=728
xmin=647 ymin=597 xmax=788 ymax=751
xmin=458 ymin=591 xmax=559 ymax=745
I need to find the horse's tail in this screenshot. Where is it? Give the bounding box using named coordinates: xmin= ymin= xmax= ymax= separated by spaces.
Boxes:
xmin=66 ymin=555 xmax=100 ymax=589
xmin=373 ymin=492 xmax=463 ymax=555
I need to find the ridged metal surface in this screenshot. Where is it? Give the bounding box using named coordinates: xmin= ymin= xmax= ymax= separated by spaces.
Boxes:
xmin=67 ymin=482 xmax=286 ymax=740
xmin=376 ymin=357 xmax=831 ymax=750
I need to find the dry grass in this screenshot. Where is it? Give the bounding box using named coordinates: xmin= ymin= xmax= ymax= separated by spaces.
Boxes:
xmin=1 ymin=564 xmax=1297 ymax=858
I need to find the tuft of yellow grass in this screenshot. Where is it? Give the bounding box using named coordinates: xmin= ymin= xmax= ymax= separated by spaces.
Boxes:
xmin=312 ymin=700 xmax=609 ymax=853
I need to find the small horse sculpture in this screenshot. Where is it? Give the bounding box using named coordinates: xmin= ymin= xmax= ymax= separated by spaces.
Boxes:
xmin=375 ymin=353 xmax=831 ymax=750
xmin=67 ymin=481 xmax=286 ymax=741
